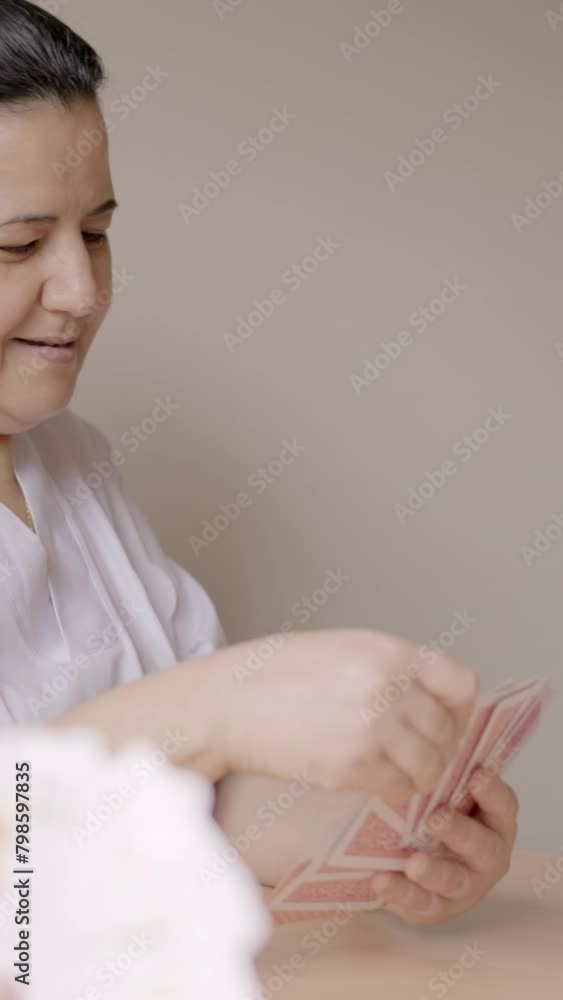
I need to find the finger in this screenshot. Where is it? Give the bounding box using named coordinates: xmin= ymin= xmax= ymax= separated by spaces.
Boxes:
xmin=405 ymin=851 xmax=473 ymax=901
xmin=431 ymin=806 xmax=507 ymax=875
xmin=468 ymin=770 xmax=519 ymax=841
xmin=416 ymin=654 xmax=478 ymax=729
xmin=358 ymin=752 xmax=417 ymax=807
xmin=384 ymin=722 xmax=447 ymax=794
xmin=371 ymin=871 xmax=438 ymax=921
xmin=401 ymin=683 xmax=460 ymax=758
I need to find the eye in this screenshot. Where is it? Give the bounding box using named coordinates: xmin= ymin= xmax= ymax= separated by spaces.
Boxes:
xmin=0 ymin=241 xmax=38 ymax=256
xmin=83 ymin=232 xmax=108 ymax=247
xmin=0 ymin=232 xmax=109 ymax=258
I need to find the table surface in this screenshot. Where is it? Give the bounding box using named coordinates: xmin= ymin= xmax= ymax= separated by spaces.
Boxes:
xmin=259 ymin=853 xmax=563 ymax=999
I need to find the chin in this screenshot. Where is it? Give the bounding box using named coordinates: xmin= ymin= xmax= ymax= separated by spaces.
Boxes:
xmin=0 ymin=380 xmax=78 ymax=435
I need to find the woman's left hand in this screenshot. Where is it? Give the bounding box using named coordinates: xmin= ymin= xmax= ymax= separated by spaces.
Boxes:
xmin=371 ymin=771 xmax=519 ymax=926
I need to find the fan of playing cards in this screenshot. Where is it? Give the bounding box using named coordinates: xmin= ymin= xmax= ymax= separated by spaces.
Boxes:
xmin=270 ymin=675 xmax=552 ymax=923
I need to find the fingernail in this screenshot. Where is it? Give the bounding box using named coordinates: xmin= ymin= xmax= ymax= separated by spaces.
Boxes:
xmin=468 ymin=769 xmax=486 ymax=794
xmin=407 ymin=855 xmax=427 ymax=878
xmin=372 ymin=874 xmax=391 ymax=892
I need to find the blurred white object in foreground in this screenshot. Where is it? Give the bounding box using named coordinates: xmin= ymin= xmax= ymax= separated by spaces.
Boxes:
xmin=0 ymin=728 xmax=270 ymax=999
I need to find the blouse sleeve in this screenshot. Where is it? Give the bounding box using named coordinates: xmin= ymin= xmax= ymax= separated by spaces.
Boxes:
xmin=119 ymin=492 xmax=228 ymax=660
xmin=73 ymin=416 xmax=227 ymax=662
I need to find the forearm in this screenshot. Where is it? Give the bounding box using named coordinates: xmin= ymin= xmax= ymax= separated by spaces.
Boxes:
xmin=215 ymin=772 xmax=367 ymax=887
xmin=49 ymin=644 xmax=244 ymax=782
xmin=49 ymin=628 xmax=337 ymax=785
xmin=50 ymin=641 xmax=337 ymax=888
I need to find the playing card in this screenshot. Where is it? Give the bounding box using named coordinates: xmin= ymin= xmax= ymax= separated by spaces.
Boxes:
xmin=413 ymin=678 xmax=550 ymax=842
xmin=407 ymin=693 xmax=499 ymax=838
xmin=443 ymin=682 xmax=550 ymax=817
xmin=273 ymin=859 xmax=311 ymax=896
xmin=409 ymin=676 xmax=545 ymax=841
xmin=404 ymin=676 xmax=520 ymax=836
xmin=464 ymin=680 xmax=545 ymax=777
xmin=484 ymin=679 xmax=551 ymax=771
xmin=326 ymin=797 xmax=413 ymax=871
xmin=270 ymin=857 xmax=383 ymax=924
xmin=269 ymin=859 xmax=338 ymax=924
xmin=269 ymin=674 xmax=553 ymax=923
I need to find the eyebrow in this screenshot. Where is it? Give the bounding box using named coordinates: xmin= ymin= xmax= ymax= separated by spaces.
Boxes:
xmin=0 ymin=198 xmax=119 ymax=228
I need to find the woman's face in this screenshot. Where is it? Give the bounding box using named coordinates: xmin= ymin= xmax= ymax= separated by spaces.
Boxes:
xmin=0 ymin=99 xmax=115 ymax=435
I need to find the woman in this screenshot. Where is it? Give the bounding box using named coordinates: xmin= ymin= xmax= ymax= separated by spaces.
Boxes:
xmin=0 ymin=0 xmax=518 ymax=926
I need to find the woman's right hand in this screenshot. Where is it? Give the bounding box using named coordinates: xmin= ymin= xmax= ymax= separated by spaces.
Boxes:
xmin=213 ymin=629 xmax=478 ymax=808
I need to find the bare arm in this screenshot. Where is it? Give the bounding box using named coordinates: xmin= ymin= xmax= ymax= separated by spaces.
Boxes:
xmin=51 ymin=629 xmax=477 ymax=888
xmin=214 ymin=772 xmax=367 ymax=887
xmin=50 ymin=632 xmax=516 ymax=921
xmin=49 ymin=642 xmax=239 ymax=781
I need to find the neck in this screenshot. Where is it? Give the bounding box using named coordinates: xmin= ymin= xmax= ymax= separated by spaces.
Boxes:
xmin=0 ymin=436 xmax=15 ymax=486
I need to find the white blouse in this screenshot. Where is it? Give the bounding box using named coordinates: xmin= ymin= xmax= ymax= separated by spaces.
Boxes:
xmin=0 ymin=410 xmax=224 ymax=725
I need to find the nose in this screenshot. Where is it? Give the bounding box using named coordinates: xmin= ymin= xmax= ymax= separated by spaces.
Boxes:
xmin=41 ymin=239 xmax=99 ymax=318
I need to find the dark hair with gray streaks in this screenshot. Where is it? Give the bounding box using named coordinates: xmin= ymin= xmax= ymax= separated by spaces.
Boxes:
xmin=0 ymin=0 xmax=105 ymax=109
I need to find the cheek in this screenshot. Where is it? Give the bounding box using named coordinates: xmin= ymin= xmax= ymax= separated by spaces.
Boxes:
xmin=96 ymin=243 xmax=113 ymax=289
xmin=0 ymin=272 xmax=37 ymax=340
xmin=86 ymin=249 xmax=114 ymax=334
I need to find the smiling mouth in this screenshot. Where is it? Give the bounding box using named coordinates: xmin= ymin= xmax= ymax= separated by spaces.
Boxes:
xmin=14 ymin=337 xmax=79 ymax=347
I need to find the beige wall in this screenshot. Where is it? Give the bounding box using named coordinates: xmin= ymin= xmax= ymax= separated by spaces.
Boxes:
xmin=57 ymin=0 xmax=561 ymax=849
